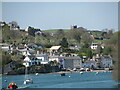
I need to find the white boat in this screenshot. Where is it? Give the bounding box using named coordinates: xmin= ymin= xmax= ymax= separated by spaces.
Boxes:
xmin=80 ymin=72 xmax=83 ymax=74
xmin=24 ymin=66 xmax=33 ymax=84
xmin=95 ymin=72 xmax=99 ymax=75
xmin=35 ymin=73 xmax=39 ymax=75
xmin=24 ymin=79 xmax=33 ymax=84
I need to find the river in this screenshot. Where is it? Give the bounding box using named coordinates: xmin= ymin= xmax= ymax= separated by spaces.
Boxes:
xmin=1 ymin=72 xmax=118 ymax=89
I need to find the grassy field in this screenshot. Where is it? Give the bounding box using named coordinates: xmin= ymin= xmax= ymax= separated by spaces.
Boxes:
xmin=42 ymin=29 xmax=70 ymax=32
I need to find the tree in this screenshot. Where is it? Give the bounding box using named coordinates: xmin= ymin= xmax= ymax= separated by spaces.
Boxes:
xmin=60 ymin=37 xmax=68 ymax=48
xmin=86 ymin=49 xmax=93 ymax=59
xmin=105 ymin=31 xmax=120 ymax=82
xmin=82 ymin=42 xmax=89 ymax=48
xmin=2 ymin=52 xmax=12 ymax=67
xmin=103 ymin=47 xmax=112 ymax=55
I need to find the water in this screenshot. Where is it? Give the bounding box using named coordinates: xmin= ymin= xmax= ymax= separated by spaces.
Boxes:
xmin=1 ymin=72 xmax=118 ymax=89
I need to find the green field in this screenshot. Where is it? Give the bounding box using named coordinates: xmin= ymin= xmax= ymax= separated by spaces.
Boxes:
xmin=42 ymin=29 xmax=70 ymax=32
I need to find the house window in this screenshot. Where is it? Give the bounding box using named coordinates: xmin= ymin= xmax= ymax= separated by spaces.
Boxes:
xmin=29 ymin=62 xmax=31 ymax=66
xmin=38 ymin=62 xmax=41 ymax=65
xmin=32 ymin=62 xmax=35 ymax=65
xmin=35 ymin=62 xmax=37 ymax=65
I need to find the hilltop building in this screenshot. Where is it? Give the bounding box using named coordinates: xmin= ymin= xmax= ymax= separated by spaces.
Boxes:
xmin=8 ymin=21 xmax=20 ymax=30
xmin=70 ymin=25 xmax=77 ymax=29
xmin=25 ymin=26 xmax=42 ymax=37
xmin=0 ymin=22 xmax=6 ymax=27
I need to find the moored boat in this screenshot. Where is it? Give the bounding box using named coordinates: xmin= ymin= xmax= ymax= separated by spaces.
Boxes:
xmin=24 ymin=79 xmax=33 ymax=84
xmin=60 ymin=73 xmax=66 ymax=76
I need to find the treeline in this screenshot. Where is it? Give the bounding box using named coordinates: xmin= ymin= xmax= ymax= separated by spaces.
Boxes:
xmin=104 ymin=31 xmax=120 ymax=82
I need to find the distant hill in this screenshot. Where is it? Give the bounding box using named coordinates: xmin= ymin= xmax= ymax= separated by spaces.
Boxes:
xmin=42 ymin=29 xmax=70 ymax=32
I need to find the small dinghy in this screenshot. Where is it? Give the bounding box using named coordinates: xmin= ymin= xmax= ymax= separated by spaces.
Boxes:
xmin=8 ymin=82 xmax=18 ymax=89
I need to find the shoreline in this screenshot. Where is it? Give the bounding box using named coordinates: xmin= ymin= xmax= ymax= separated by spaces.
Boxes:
xmin=1 ymin=70 xmax=113 ymax=76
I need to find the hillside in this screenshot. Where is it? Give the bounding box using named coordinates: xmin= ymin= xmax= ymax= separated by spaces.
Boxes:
xmin=42 ymin=29 xmax=70 ymax=32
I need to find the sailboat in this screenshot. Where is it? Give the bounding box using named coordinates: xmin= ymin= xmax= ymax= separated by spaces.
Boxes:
xmin=24 ymin=66 xmax=33 ymax=84
xmin=23 ymin=47 xmax=33 ymax=84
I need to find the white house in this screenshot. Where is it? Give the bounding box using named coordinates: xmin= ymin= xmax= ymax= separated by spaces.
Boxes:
xmin=69 ymin=46 xmax=81 ymax=50
xmin=49 ymin=56 xmax=60 ymax=62
xmin=17 ymin=48 xmax=35 ymax=56
xmin=100 ymin=56 xmax=113 ymax=68
xmin=0 ymin=43 xmax=10 ymax=51
xmin=23 ymin=54 xmax=49 ymax=67
xmin=36 ymin=54 xmax=49 ymax=64
xmin=90 ymin=43 xmax=100 ymax=50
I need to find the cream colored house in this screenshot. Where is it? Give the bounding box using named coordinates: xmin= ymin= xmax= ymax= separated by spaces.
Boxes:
xmin=50 ymin=46 xmax=63 ymax=56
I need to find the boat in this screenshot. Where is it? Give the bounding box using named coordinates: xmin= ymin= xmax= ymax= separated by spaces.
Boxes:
xmin=95 ymin=72 xmax=99 ymax=75
xmin=8 ymin=82 xmax=18 ymax=89
xmin=80 ymin=72 xmax=83 ymax=74
xmin=35 ymin=73 xmax=39 ymax=75
xmin=24 ymin=79 xmax=33 ymax=84
xmin=60 ymin=73 xmax=66 ymax=76
xmin=23 ymin=66 xmax=33 ymax=84
xmin=80 ymin=68 xmax=85 ymax=71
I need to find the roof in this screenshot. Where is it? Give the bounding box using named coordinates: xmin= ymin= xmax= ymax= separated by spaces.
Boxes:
xmin=17 ymin=48 xmax=34 ymax=52
xmin=91 ymin=43 xmax=99 ymax=45
xmin=64 ymin=56 xmax=81 ymax=60
xmin=0 ymin=43 xmax=9 ymax=46
xmin=50 ymin=46 xmax=61 ymax=50
xmin=84 ymin=61 xmax=96 ymax=63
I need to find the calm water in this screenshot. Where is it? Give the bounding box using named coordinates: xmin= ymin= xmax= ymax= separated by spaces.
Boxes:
xmin=1 ymin=72 xmax=118 ymax=89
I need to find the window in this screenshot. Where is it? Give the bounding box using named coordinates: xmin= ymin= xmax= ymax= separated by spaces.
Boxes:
xmin=35 ymin=62 xmax=37 ymax=65
xmin=32 ymin=62 xmax=35 ymax=65
xmin=29 ymin=62 xmax=31 ymax=66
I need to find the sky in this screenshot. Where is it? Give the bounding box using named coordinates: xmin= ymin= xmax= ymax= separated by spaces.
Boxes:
xmin=2 ymin=2 xmax=118 ymax=30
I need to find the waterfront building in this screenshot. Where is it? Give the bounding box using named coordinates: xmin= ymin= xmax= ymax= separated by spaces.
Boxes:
xmin=82 ymin=61 xmax=97 ymax=69
xmin=100 ymin=56 xmax=113 ymax=68
xmin=62 ymin=56 xmax=82 ymax=69
xmin=49 ymin=56 xmax=82 ymax=70
xmin=23 ymin=54 xmax=49 ymax=67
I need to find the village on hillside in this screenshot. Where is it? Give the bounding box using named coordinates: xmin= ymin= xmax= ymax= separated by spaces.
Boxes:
xmin=0 ymin=21 xmax=116 ymax=75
